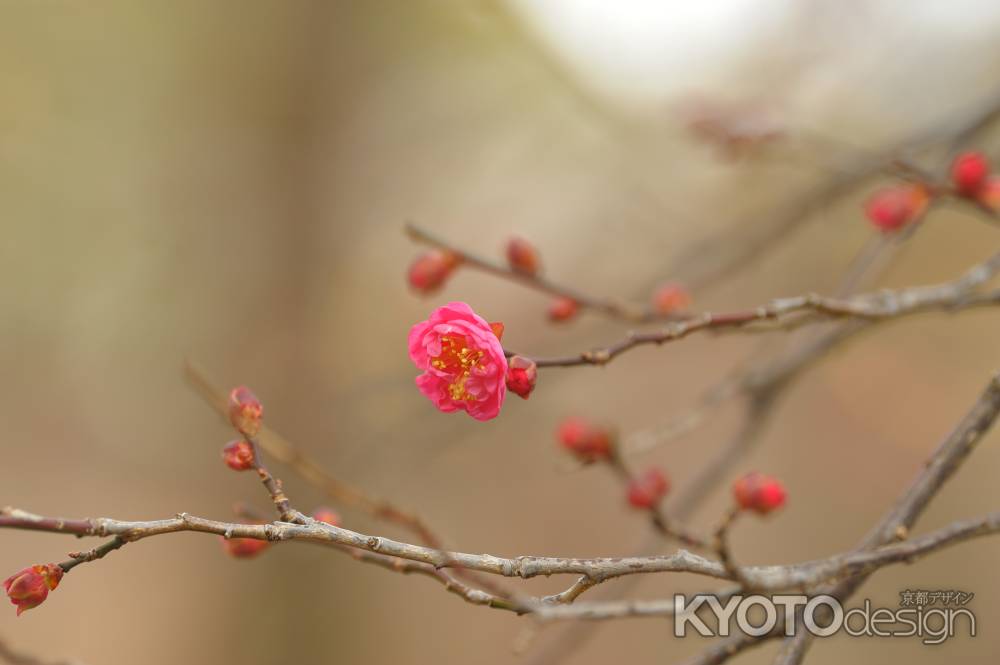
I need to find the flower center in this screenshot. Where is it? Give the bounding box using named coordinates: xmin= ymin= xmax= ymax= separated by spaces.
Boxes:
xmin=430 ymin=334 xmax=485 ymax=401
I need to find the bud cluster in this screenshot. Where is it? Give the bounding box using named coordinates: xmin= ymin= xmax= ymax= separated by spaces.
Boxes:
xmin=864 ymin=151 xmax=998 ymax=233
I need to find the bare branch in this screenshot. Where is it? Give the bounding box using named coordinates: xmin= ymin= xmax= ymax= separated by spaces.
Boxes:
xmin=771 ymin=372 xmax=1000 ymax=665
xmin=405 ymin=223 xmax=656 ymax=322
xmin=185 ymin=363 xmax=450 ymax=549
xmin=4 ymin=503 xmax=998 ymax=608
xmin=526 ymin=251 xmax=1000 ymax=368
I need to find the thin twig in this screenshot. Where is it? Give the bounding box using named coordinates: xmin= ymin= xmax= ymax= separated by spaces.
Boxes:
xmin=185 ymin=362 xmax=448 ymax=548
xmin=771 ymin=372 xmax=1000 ymax=665
xmin=405 ymin=223 xmax=655 ymax=322
xmin=525 ymin=251 xmax=1000 ymax=368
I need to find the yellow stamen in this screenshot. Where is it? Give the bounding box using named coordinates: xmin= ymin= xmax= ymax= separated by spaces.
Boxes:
xmin=430 ymin=334 xmax=485 ymax=401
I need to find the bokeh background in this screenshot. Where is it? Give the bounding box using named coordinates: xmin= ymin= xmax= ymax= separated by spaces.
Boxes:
xmin=2 ymin=1 xmax=1000 ymax=663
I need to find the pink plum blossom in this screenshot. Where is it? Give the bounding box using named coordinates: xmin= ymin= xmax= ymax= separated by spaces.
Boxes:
xmin=408 ymin=302 xmax=507 ymax=421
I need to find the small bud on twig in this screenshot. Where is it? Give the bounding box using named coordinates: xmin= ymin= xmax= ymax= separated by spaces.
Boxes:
xmin=505 ymin=356 xmax=537 ymax=399
xmin=651 ymin=282 xmax=692 ymax=315
xmin=950 ymin=151 xmax=990 ymax=197
xmin=505 ymin=236 xmax=541 ymax=276
xmin=626 ymin=467 xmax=670 ymax=509
xmin=864 ymin=184 xmax=930 ymax=233
xmin=3 ymin=564 xmax=63 ymax=616
xmin=222 ymin=440 xmax=255 ymax=471
xmin=548 ymin=296 xmax=579 ymax=323
xmin=732 ymin=472 xmax=786 ymax=515
xmin=407 ymin=250 xmax=460 ymax=295
xmin=228 ymin=386 xmax=263 ymax=437
xmin=556 ymin=417 xmax=613 ymax=463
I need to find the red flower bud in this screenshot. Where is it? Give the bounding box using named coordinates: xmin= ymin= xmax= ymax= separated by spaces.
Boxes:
xmin=312 ymin=507 xmax=342 ymax=527
xmin=626 ymin=467 xmax=670 ymax=509
xmin=4 ymin=564 xmax=63 ymax=616
xmin=950 ymin=151 xmax=990 ymax=196
xmin=221 ymin=535 xmax=270 ymax=559
xmin=222 ymin=439 xmax=255 ymax=471
xmin=864 ymin=184 xmax=929 ymax=232
xmin=506 ymin=236 xmax=541 ymax=276
xmin=548 ymin=296 xmax=579 ymax=322
xmin=506 ymin=355 xmax=537 ymax=399
xmin=228 ymin=386 xmax=263 ymax=437
xmin=407 ymin=250 xmax=460 ymax=295
xmin=557 ymin=417 xmax=613 ymax=463
xmin=651 ymin=282 xmax=692 ymax=315
xmin=732 ymin=472 xmax=786 ymax=515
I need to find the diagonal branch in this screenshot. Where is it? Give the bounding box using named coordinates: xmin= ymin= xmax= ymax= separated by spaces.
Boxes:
xmin=405 ymin=223 xmax=655 ymax=322
xmin=525 ymin=251 xmax=1000 ymax=368
xmin=771 ymin=372 xmax=1000 ymax=665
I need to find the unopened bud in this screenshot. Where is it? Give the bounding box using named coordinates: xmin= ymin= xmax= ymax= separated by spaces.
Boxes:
xmin=556 ymin=417 xmax=613 ymax=463
xmin=407 ymin=250 xmax=460 ymax=295
xmin=506 ymin=236 xmax=541 ymax=276
xmin=626 ymin=467 xmax=670 ymax=509
xmin=864 ymin=184 xmax=929 ymax=232
xmin=651 ymin=282 xmax=692 ymax=315
xmin=732 ymin=472 xmax=786 ymax=515
xmin=950 ymin=151 xmax=990 ymax=196
xmin=222 ymin=439 xmax=255 ymax=471
xmin=548 ymin=296 xmax=579 ymax=322
xmin=3 ymin=564 xmax=63 ymax=616
xmin=506 ymin=356 xmax=537 ymax=399
xmin=228 ymin=386 xmax=263 ymax=437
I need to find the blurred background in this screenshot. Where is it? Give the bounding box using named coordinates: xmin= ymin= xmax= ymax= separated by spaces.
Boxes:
xmin=2 ymin=1 xmax=1000 ymax=663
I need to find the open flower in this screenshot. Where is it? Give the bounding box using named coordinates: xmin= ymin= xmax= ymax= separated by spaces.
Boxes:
xmin=408 ymin=302 xmax=507 ymax=421
xmin=4 ymin=564 xmax=63 ymax=616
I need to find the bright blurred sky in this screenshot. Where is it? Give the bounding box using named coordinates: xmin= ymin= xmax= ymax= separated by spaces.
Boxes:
xmin=508 ymin=0 xmax=1000 ymax=128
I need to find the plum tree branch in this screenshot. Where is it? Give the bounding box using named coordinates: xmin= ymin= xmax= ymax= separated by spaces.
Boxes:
xmin=3 ymin=502 xmax=999 ymax=608
xmin=184 ymin=362 xmax=451 ymax=549
xmin=688 ymin=371 xmax=1000 ymax=664
xmin=524 ymin=250 xmax=1000 ymax=368
xmin=183 ymin=363 xmax=518 ymax=602
xmin=770 ymin=370 xmax=1000 ymax=665
xmin=405 ymin=223 xmax=658 ymax=322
